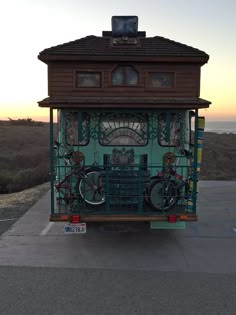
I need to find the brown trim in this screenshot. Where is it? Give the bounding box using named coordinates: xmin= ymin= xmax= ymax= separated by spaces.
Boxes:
xmin=39 ymin=103 xmax=210 ymax=110
xmin=38 ymin=54 xmax=209 ymax=64
xmin=48 ymin=64 xmax=51 ymax=96
xmin=38 ymin=96 xmax=211 ymax=109
xmin=196 ymin=67 xmax=201 ymax=97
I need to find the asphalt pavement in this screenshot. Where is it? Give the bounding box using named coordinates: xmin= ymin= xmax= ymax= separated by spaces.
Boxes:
xmin=0 ymin=181 xmax=235 ymax=314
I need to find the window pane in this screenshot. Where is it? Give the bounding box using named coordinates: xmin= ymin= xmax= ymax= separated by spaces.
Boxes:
xmin=112 ymin=67 xmax=124 ymax=85
xmin=99 ymin=113 xmax=148 ymax=146
xmin=158 ymin=113 xmax=182 ymax=146
xmin=112 ymin=65 xmax=138 ymax=86
xmin=150 ymin=73 xmax=174 ymax=88
xmin=76 ymin=72 xmax=101 ymax=87
xmin=64 ymin=112 xmax=90 ymax=146
xmin=127 ymin=66 xmax=138 ymax=85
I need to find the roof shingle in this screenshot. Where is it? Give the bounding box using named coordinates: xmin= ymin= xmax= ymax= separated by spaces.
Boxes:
xmin=39 ymin=35 xmax=209 ymax=60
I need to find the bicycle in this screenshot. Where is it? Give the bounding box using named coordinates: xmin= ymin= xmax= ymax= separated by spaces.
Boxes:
xmin=145 ymin=151 xmax=191 ymax=211
xmin=54 ymin=141 xmax=105 ymax=207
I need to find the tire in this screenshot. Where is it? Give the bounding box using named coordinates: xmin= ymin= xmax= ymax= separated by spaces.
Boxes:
xmin=77 ymin=168 xmax=105 ymax=206
xmin=148 ymin=179 xmax=178 ymax=211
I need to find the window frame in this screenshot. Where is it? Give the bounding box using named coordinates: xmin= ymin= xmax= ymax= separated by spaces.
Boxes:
xmin=158 ymin=112 xmax=184 ymax=147
xmin=111 ymin=65 xmax=139 ymax=86
xmin=147 ymin=72 xmax=175 ymax=90
xmin=75 ymin=71 xmax=102 ymax=89
xmin=63 ymin=111 xmax=90 ymax=146
xmin=99 ymin=112 xmax=148 ymax=146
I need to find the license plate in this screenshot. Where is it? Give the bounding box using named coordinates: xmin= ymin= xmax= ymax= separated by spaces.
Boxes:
xmin=64 ymin=223 xmax=86 ymax=234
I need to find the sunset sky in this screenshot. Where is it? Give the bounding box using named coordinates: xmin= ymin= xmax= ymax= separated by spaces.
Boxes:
xmin=0 ymin=0 xmax=235 ymax=122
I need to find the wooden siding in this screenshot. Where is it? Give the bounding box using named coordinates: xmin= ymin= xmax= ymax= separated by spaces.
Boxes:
xmin=48 ymin=61 xmax=200 ymax=97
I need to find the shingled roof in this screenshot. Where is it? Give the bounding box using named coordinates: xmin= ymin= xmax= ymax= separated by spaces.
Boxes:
xmin=38 ymin=34 xmax=209 ymax=63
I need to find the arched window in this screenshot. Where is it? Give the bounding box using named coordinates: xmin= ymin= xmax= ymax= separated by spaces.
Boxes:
xmin=112 ymin=65 xmax=138 ymax=86
xmin=99 ymin=113 xmax=147 ymax=146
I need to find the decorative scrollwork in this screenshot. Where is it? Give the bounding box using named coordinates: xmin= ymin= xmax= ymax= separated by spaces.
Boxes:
xmin=62 ymin=111 xmax=90 ymax=146
xmin=158 ymin=112 xmax=186 ymax=149
xmin=148 ymin=113 xmax=159 ymax=140
xmin=59 ymin=110 xmax=187 ymax=149
xmin=99 ymin=112 xmax=148 ymax=146
xmin=90 ymin=112 xmax=100 ymax=140
xmin=111 ymin=148 xmax=135 ymax=164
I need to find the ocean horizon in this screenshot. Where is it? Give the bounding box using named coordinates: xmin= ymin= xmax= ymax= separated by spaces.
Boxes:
xmin=205 ymin=121 xmax=236 ymax=134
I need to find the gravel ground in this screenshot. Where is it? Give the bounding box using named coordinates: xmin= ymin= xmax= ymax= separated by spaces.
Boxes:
xmin=0 ymin=182 xmax=50 ymax=221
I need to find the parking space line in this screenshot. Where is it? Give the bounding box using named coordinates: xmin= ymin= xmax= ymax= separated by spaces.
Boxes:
xmin=0 ymin=218 xmax=18 ymax=222
xmin=40 ymin=222 xmax=54 ymax=236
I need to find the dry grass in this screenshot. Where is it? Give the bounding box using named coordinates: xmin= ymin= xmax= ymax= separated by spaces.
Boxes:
xmin=201 ymin=132 xmax=236 ymax=180
xmin=0 ymin=121 xmax=56 ymax=193
xmin=0 ymin=182 xmax=50 ymax=218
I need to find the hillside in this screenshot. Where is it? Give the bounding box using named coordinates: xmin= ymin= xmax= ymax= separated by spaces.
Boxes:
xmin=201 ymin=132 xmax=236 ymax=180
xmin=0 ymin=120 xmax=235 ymax=194
xmin=0 ymin=121 xmax=54 ymax=193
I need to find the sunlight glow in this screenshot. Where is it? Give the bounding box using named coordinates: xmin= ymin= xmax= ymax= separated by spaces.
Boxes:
xmin=0 ymin=0 xmax=235 ymax=122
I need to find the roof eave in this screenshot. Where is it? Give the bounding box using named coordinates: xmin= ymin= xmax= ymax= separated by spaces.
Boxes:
xmin=38 ymin=96 xmax=211 ymax=109
xmin=38 ymin=54 xmax=209 ymax=64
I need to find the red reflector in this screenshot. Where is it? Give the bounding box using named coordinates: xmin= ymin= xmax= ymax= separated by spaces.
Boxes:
xmin=179 ymin=215 xmax=188 ymax=221
xmin=168 ymin=215 xmax=177 ymax=223
xmin=60 ymin=215 xmax=69 ymax=221
xmin=71 ymin=215 xmax=80 ymax=223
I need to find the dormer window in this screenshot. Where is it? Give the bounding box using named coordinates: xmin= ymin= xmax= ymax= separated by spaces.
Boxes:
xmin=112 ymin=65 xmax=138 ymax=86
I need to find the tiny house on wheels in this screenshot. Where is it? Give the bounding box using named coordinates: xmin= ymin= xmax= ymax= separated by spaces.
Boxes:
xmin=38 ymin=16 xmax=211 ymax=232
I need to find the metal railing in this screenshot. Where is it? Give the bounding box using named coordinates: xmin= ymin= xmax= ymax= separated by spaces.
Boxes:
xmin=52 ymin=162 xmax=198 ymax=216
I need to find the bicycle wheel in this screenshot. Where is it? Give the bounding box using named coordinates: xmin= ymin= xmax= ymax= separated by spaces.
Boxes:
xmin=148 ymin=179 xmax=178 ymax=211
xmin=77 ymin=168 xmax=105 ymax=206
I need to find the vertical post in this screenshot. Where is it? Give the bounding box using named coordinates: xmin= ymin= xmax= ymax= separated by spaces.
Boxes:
xmin=193 ymin=109 xmax=198 ymax=213
xmin=105 ymin=167 xmax=110 ymax=213
xmin=78 ymin=111 xmax=83 ymax=144
xmin=166 ymin=112 xmax=170 ymax=143
xmin=138 ymin=166 xmax=142 ymax=214
xmin=49 ymin=108 xmax=54 ymax=215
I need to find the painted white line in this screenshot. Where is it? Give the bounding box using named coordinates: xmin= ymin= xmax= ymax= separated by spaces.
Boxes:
xmin=0 ymin=218 xmax=18 ymax=222
xmin=233 ymin=228 xmax=236 ymax=233
xmin=40 ymin=222 xmax=55 ymax=236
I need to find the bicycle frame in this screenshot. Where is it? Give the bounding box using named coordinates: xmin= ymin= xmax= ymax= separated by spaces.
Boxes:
xmin=54 ymin=141 xmax=105 ymax=209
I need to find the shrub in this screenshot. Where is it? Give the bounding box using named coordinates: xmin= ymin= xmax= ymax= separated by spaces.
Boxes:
xmin=7 ymin=117 xmax=43 ymax=126
xmin=0 ymin=169 xmax=13 ymax=193
xmin=6 ymin=164 xmax=50 ymax=193
xmin=0 ymin=122 xmax=56 ymax=193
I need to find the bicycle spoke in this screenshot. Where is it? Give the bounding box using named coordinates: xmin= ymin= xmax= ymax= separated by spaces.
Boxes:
xmin=77 ymin=170 xmax=105 ymax=205
xmin=148 ymin=179 xmax=177 ymax=211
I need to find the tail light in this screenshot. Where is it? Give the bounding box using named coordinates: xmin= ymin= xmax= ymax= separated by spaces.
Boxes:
xmin=71 ymin=215 xmax=80 ymax=223
xmin=168 ymin=215 xmax=177 ymax=223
